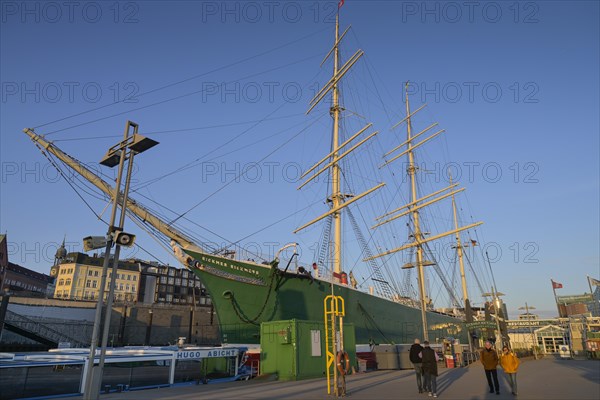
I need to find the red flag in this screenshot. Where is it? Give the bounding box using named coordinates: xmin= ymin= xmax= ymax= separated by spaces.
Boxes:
xmin=552 ymin=280 xmax=563 ymax=289
xmin=338 ymin=0 xmax=345 ymax=8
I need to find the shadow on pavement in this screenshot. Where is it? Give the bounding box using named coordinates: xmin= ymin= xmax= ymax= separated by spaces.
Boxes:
xmin=544 ymin=358 xmax=600 ymax=385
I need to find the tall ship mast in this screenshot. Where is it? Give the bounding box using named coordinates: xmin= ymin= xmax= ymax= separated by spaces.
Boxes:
xmin=367 ymin=84 xmax=482 ymax=342
xmin=23 ymin=11 xmax=488 ymax=345
xmin=295 ymin=13 xmax=382 ymax=278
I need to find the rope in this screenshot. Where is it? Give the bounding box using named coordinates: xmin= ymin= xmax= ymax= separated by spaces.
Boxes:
xmin=357 ymin=302 xmax=392 ymax=344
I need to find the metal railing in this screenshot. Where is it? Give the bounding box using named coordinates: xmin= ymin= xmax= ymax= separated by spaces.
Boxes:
xmin=462 ymin=351 xmax=480 ymax=366
xmin=4 ymin=310 xmax=88 ymax=347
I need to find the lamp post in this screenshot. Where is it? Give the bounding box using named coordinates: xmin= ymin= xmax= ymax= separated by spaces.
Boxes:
xmin=482 ymin=288 xmax=505 ymax=351
xmin=518 ymin=303 xmax=537 ymax=359
xmin=82 ymin=121 xmax=158 ymax=400
xmin=145 ymin=308 xmax=153 ymax=346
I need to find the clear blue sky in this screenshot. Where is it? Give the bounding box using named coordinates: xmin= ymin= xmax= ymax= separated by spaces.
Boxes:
xmin=1 ymin=1 xmax=598 ymax=319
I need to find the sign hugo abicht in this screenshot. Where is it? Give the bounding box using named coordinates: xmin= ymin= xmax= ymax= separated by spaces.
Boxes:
xmin=176 ymin=348 xmax=239 ymax=360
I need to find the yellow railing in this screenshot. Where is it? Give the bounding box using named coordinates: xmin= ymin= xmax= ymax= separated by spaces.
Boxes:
xmin=324 ymin=294 xmax=345 ymax=396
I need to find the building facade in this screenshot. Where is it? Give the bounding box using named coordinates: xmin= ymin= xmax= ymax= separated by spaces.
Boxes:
xmin=52 ymin=253 xmax=211 ymax=307
xmin=135 ymin=261 xmax=211 ymax=306
xmin=2 ymin=262 xmax=52 ymax=296
xmin=0 ymin=235 xmax=52 ymax=296
xmin=0 ymin=235 xmax=8 ymax=292
xmin=53 ymin=252 xmax=140 ymax=302
xmin=507 ymin=315 xmax=600 ymax=356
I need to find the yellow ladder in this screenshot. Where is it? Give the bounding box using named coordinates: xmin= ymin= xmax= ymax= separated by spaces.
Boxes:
xmin=324 ymin=294 xmax=345 ymax=396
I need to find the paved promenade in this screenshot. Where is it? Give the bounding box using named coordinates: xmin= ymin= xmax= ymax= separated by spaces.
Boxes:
xmin=61 ymin=357 xmax=599 ymax=400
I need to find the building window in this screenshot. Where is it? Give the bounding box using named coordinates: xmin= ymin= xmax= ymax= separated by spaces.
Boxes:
xmin=126 ymin=284 xmax=130 ymax=291
xmin=65 ymin=279 xmax=71 ymax=286
xmin=88 ymin=270 xmax=93 ymax=276
xmin=119 ymin=284 xmax=124 ymax=290
xmin=94 ymin=270 xmax=99 ymax=277
xmin=127 ymin=275 xmax=131 ymax=281
xmin=133 ymin=275 xmax=137 ymax=281
xmin=175 ymin=278 xmax=181 ymax=286
xmin=86 ymin=281 xmax=91 ymax=288
xmin=92 ymin=281 xmax=97 ymax=288
xmin=168 ymin=278 xmax=174 ymax=285
xmin=166 ymin=294 xmax=173 ymax=302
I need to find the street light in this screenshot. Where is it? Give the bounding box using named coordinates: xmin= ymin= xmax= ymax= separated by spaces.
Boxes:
xmin=482 ymin=288 xmax=505 ymax=351
xmin=83 ymin=121 xmax=158 ymax=400
xmin=518 ymin=303 xmax=538 ymax=359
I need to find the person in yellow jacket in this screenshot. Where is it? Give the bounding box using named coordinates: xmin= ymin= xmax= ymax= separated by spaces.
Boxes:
xmin=500 ymin=346 xmax=520 ymax=396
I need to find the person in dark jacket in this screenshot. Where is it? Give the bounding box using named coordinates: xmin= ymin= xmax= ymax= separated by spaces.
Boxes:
xmin=420 ymin=340 xmax=439 ymax=398
xmin=409 ymin=338 xmax=425 ymax=393
xmin=480 ymin=341 xmax=500 ymax=394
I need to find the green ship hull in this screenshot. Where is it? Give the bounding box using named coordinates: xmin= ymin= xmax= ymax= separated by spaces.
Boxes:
xmin=184 ymin=250 xmax=467 ymax=345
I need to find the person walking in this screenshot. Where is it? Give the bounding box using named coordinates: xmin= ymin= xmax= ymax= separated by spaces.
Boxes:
xmin=421 ymin=340 xmax=439 ymax=398
xmin=409 ymin=339 xmax=425 ymax=393
xmin=480 ymin=341 xmax=500 ymax=395
xmin=500 ymin=346 xmax=520 ymax=396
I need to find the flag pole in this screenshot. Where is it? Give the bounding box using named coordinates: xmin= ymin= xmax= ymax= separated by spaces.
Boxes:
xmin=551 ymin=278 xmax=561 ymax=317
